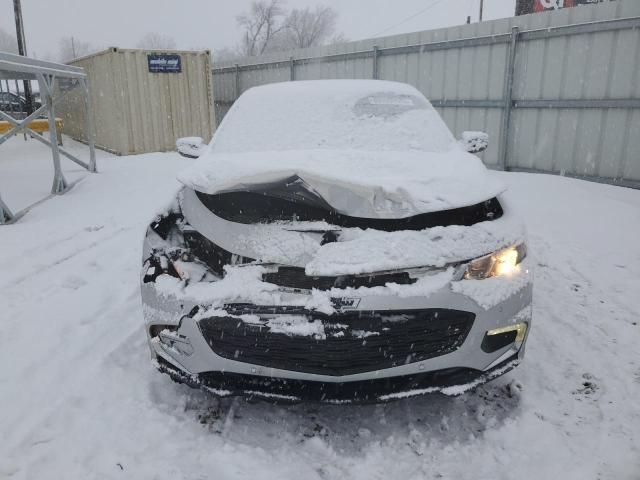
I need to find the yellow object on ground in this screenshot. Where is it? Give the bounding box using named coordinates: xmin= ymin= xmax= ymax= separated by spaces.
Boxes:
xmin=0 ymin=118 xmax=63 ymax=135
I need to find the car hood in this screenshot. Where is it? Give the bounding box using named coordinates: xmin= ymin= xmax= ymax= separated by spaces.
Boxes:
xmin=178 ymin=148 xmax=506 ymax=219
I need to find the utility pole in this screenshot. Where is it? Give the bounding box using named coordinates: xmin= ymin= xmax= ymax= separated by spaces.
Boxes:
xmin=71 ymin=37 xmax=77 ymax=59
xmin=13 ymin=0 xmax=33 ymax=115
xmin=479 ymin=0 xmax=484 ymax=21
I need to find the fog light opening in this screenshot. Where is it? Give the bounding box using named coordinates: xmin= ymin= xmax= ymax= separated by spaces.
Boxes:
xmin=488 ymin=322 xmax=527 ymax=343
xmin=482 ymin=322 xmax=528 ymax=353
xmin=149 ymin=324 xmax=177 ymax=338
xmin=150 ymin=324 xmax=194 ymax=357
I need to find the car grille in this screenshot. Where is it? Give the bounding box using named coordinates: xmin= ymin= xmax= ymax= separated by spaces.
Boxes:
xmin=198 ymin=307 xmax=475 ymax=376
xmin=262 ymin=266 xmax=416 ymax=291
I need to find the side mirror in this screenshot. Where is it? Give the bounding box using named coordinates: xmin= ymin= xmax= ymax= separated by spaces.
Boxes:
xmin=176 ymin=137 xmax=206 ymax=158
xmin=459 ymin=131 xmax=489 ymax=154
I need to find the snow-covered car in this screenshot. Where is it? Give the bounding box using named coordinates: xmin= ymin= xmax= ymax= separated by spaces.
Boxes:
xmin=141 ymin=80 xmax=533 ymax=403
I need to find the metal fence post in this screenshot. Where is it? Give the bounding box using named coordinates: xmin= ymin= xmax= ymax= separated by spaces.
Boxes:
xmin=234 ymin=64 xmax=240 ymax=100
xmin=39 ymin=74 xmax=68 ymax=194
xmin=81 ymin=77 xmax=97 ymax=173
xmin=290 ymin=56 xmax=295 ymax=81
xmin=0 ymin=194 xmax=14 ymax=224
xmin=498 ymin=26 xmax=519 ymax=171
xmin=372 ymin=46 xmax=379 ymax=80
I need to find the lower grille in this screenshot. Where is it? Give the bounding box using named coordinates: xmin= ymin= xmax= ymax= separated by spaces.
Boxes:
xmin=198 ymin=308 xmax=475 ymax=376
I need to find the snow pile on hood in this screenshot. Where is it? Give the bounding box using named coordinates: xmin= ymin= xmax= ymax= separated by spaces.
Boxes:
xmin=305 ymin=219 xmax=524 ymax=276
xmin=178 ymin=80 xmax=505 ymax=217
xmin=180 ymin=187 xmax=524 ymax=275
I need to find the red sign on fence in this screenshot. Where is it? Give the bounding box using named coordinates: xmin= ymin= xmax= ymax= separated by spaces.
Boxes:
xmin=516 ymin=0 xmax=613 ymax=15
xmin=534 ymin=0 xmax=576 ymax=11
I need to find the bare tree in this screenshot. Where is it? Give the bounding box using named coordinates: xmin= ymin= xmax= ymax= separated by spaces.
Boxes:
xmin=232 ymin=2 xmax=344 ymax=57
xmin=58 ymin=36 xmax=95 ymax=62
xmin=137 ymin=32 xmax=177 ymax=50
xmin=283 ymin=6 xmax=338 ymax=49
xmin=237 ymin=0 xmax=287 ymax=56
xmin=0 ymin=27 xmax=19 ymax=53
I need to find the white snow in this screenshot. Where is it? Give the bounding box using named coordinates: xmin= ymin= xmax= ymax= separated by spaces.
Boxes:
xmin=459 ymin=130 xmax=490 ymax=153
xmin=378 ymin=361 xmax=517 ymax=401
xmin=264 ymin=315 xmax=327 ymax=339
xmin=153 ymin=265 xmax=339 ymax=316
xmin=451 ymin=257 xmax=533 ymax=310
xmin=196 ymin=309 xmax=328 ymax=340
xmin=1 ymin=136 xmax=640 ymax=479
xmin=152 ymin=261 xmax=458 ymax=317
xmin=0 ymin=133 xmax=91 ymax=212
xmin=176 ymin=137 xmax=206 ymax=158
xmin=304 ymin=215 xmax=524 ymax=276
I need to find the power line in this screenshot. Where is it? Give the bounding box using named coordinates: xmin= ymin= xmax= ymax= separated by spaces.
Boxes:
xmin=370 ymin=0 xmax=449 ymax=38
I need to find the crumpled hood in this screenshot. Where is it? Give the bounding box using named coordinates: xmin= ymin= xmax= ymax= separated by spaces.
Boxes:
xmin=180 ymin=187 xmax=525 ymax=276
xmin=178 ymin=149 xmax=506 ymax=218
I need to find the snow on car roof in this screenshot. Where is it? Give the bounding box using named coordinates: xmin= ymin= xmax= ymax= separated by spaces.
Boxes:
xmin=179 ymin=80 xmax=506 ymax=216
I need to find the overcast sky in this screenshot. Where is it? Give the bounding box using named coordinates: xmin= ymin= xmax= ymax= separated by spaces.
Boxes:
xmin=0 ymin=0 xmax=515 ymax=60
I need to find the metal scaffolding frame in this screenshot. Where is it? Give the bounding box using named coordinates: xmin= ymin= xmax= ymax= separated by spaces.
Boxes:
xmin=0 ymin=52 xmax=97 ymax=224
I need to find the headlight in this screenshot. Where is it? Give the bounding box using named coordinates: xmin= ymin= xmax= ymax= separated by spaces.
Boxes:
xmin=464 ymin=243 xmax=527 ymax=280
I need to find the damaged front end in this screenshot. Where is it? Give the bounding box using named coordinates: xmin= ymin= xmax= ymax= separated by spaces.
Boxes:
xmin=141 ymin=182 xmax=532 ymax=403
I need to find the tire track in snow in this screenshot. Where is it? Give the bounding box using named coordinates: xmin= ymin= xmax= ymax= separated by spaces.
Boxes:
xmin=0 ymin=226 xmax=133 ymax=290
xmin=3 ymin=289 xmax=145 ymax=455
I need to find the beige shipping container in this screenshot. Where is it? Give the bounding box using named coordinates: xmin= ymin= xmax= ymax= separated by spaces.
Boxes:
xmin=58 ymin=48 xmax=214 ymax=155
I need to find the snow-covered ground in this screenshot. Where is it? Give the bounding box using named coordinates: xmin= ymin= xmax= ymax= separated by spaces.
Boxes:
xmin=0 ymin=135 xmax=90 ymax=213
xmin=1 ymin=136 xmax=639 ymax=479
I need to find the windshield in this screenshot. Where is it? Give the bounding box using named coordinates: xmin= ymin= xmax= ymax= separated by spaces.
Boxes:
xmin=211 ymin=80 xmax=456 ymax=154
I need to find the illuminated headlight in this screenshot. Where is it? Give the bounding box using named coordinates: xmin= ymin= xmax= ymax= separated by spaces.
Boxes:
xmin=464 ymin=243 xmax=527 ymax=280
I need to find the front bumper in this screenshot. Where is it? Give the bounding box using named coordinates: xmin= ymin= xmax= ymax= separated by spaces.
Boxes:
xmin=155 ymin=353 xmax=520 ymax=403
xmin=143 ymin=271 xmax=533 ymax=402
